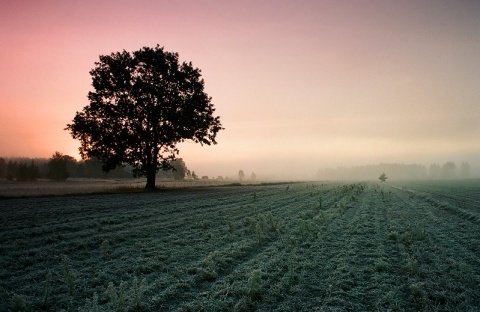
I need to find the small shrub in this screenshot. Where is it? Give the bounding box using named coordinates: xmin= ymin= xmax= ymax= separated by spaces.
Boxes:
xmin=266 ymin=213 xmax=279 ymax=232
xmin=78 ymin=293 xmax=100 ymax=312
xmin=248 ymin=270 xmax=263 ymax=298
xmin=233 ymin=297 xmax=251 ymax=312
xmin=407 ymin=258 xmax=420 ymax=276
xmin=131 ymin=276 xmax=147 ymax=311
xmin=256 ymin=224 xmax=263 ymax=243
xmin=387 ymin=231 xmax=398 ymax=241
xmin=317 ymin=196 xmax=322 ymax=210
xmin=258 ymin=215 xmax=266 ymax=232
xmin=374 ymin=260 xmax=388 ymax=272
xmin=101 ymin=239 xmax=111 ymax=260
xmin=297 ymin=219 xmax=313 ymax=240
xmin=409 ymin=282 xmax=425 ymax=302
xmin=10 ymin=294 xmax=28 ymax=312
xmin=201 ymin=220 xmax=210 ymax=229
xmin=245 ymin=217 xmax=256 ymax=232
xmin=286 ymin=258 xmax=297 ymax=285
xmin=106 ymin=281 xmax=127 ymax=312
xmin=226 ymin=220 xmax=235 ymax=233
xmin=190 ymin=267 xmax=217 ymax=280
xmin=42 ymin=270 xmax=52 ymax=308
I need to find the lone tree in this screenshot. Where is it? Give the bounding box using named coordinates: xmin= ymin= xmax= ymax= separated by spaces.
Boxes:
xmin=66 ymin=45 xmax=223 ymax=189
xmin=48 ymin=152 xmax=72 ymax=181
xmin=171 ymin=158 xmax=187 ymax=181
xmin=378 ymin=173 xmax=388 ymax=182
xmin=238 ymin=170 xmax=245 ymax=182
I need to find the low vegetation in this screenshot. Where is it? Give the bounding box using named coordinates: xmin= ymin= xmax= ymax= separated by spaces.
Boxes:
xmin=0 ymin=180 xmax=479 ymax=310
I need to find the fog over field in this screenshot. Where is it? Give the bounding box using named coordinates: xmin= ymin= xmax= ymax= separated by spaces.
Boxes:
xmin=1 ymin=1 xmax=479 ymax=180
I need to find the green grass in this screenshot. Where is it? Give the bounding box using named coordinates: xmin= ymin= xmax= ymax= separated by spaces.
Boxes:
xmin=0 ymin=180 xmax=479 ymax=310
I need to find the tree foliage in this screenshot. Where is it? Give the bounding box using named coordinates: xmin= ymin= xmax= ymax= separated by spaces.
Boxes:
xmin=48 ymin=152 xmax=73 ymax=181
xmin=441 ymin=161 xmax=456 ymax=178
xmin=2 ymin=159 xmax=40 ymax=181
xmin=66 ymin=45 xmax=223 ymax=188
xmin=238 ymin=170 xmax=245 ymax=182
xmin=171 ymin=158 xmax=187 ymax=180
xmin=0 ymin=157 xmax=5 ymax=178
xmin=378 ymin=173 xmax=388 ymax=182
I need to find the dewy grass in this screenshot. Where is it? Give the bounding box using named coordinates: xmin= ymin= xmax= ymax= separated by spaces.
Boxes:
xmin=1 ymin=181 xmax=479 ymax=311
xmin=42 ymin=270 xmax=52 ymax=308
xmin=61 ymin=255 xmax=76 ymax=297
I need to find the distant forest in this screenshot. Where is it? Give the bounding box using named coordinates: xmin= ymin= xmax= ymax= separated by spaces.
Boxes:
xmin=0 ymin=153 xmax=192 ymax=182
xmin=317 ymin=162 xmax=472 ymax=181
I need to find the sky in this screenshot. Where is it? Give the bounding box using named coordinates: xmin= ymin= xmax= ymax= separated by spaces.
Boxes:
xmin=1 ymin=0 xmax=479 ymax=179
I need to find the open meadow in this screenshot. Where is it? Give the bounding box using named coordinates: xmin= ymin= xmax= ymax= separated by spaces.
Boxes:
xmin=0 ymin=180 xmax=479 ymax=311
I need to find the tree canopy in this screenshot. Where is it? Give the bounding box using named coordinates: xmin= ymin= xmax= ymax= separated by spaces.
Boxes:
xmin=238 ymin=170 xmax=245 ymax=182
xmin=378 ymin=173 xmax=388 ymax=182
xmin=66 ymin=45 xmax=223 ymax=188
xmin=48 ymin=152 xmax=72 ymax=181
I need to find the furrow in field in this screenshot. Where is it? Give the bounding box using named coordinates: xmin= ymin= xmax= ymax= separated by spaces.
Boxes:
xmin=386 ymin=186 xmax=480 ymax=309
xmin=2 ymin=181 xmax=479 ymax=311
xmin=301 ymin=183 xmax=402 ymax=310
xmin=153 ymin=183 xmax=350 ymax=310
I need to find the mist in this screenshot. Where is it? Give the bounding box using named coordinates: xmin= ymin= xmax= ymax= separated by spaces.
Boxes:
xmin=1 ymin=1 xmax=479 ymax=182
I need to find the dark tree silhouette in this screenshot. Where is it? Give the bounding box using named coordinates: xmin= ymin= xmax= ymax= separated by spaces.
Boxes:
xmin=16 ymin=161 xmax=40 ymax=181
xmin=28 ymin=161 xmax=40 ymax=181
xmin=171 ymin=158 xmax=187 ymax=180
xmin=442 ymin=161 xmax=456 ymax=178
xmin=66 ymin=45 xmax=222 ymax=189
xmin=238 ymin=170 xmax=245 ymax=182
xmin=0 ymin=157 xmax=5 ymax=178
xmin=6 ymin=161 xmax=17 ymax=181
xmin=378 ymin=173 xmax=388 ymax=182
xmin=48 ymin=152 xmax=71 ymax=181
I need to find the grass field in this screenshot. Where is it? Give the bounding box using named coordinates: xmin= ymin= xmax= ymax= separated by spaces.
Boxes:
xmin=1 ymin=180 xmax=479 ymax=311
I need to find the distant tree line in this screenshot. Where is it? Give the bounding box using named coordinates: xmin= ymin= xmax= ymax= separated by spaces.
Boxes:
xmin=0 ymin=153 xmax=193 ymax=182
xmin=317 ymin=162 xmax=472 ymax=181
xmin=0 ymin=158 xmax=40 ymax=181
xmin=428 ymin=161 xmax=470 ymax=179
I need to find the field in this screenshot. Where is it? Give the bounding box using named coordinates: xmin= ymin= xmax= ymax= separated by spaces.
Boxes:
xmin=1 ymin=180 xmax=479 ymax=311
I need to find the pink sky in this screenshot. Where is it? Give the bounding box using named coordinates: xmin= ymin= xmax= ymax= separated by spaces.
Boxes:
xmin=1 ymin=0 xmax=479 ymax=179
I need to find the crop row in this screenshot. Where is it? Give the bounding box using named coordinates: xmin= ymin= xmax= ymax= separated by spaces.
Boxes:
xmin=0 ymin=181 xmax=478 ymax=311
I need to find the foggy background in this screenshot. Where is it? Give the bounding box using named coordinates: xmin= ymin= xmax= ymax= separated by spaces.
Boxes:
xmin=1 ymin=1 xmax=479 ymax=180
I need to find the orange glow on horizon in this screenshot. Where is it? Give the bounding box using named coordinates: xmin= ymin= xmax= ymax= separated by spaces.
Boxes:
xmin=1 ymin=1 xmax=479 ymax=178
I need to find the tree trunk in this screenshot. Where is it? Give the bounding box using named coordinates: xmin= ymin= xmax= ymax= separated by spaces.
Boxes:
xmin=145 ymin=169 xmax=156 ymax=189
